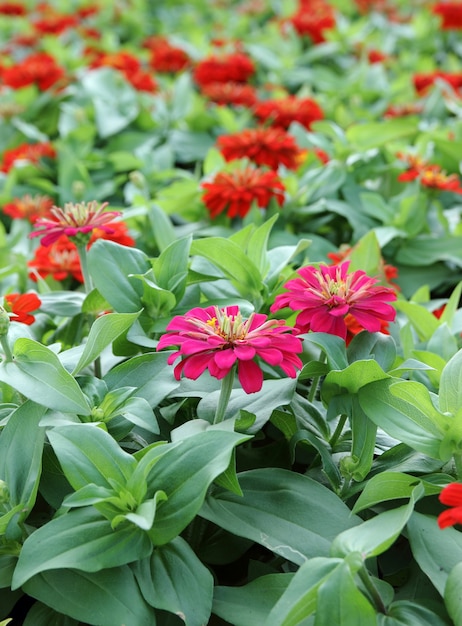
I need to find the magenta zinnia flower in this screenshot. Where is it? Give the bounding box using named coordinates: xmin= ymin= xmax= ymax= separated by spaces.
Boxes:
xmin=29 ymin=200 xmax=122 ymax=246
xmin=270 ymin=261 xmax=397 ymax=340
xmin=156 ymin=305 xmax=303 ymax=394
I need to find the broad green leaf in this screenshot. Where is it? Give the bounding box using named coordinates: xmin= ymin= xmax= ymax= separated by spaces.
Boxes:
xmin=291 ymin=430 xmax=341 ymax=491
xmin=131 ymin=270 xmax=177 ymax=318
xmin=340 ymin=396 xmax=378 ymax=482
xmin=246 ymin=213 xmax=278 ymax=277
xmin=23 ymin=602 xmax=78 ymax=625
xmin=359 ymin=379 xmax=447 ymax=459
xmin=0 ymin=554 xmax=17 ymax=588
xmin=200 ymin=468 xmax=360 ymax=565
xmin=347 ymin=331 xmax=397 ymax=372
xmin=445 ymin=561 xmax=462 ymax=626
xmin=0 ymin=340 xmax=90 ymax=415
xmin=395 ymin=236 xmax=462 ymax=267
xmin=213 ymin=573 xmax=294 ymax=626
xmin=47 ymin=424 xmax=136 ymax=491
xmin=134 ymin=536 xmax=213 ymax=626
xmin=266 ymin=558 xmax=342 ymax=626
xmin=346 ymin=118 xmax=418 ymax=150
xmin=119 ymin=396 xmax=159 ymax=434
xmin=407 ymin=511 xmax=462 ymax=596
xmin=322 ymin=359 xmax=390 ymax=403
xmin=305 ymin=333 xmax=348 ymax=370
xmin=331 ymin=489 xmax=422 ymax=559
xmin=87 ymin=240 xmax=149 ymax=312
xmin=147 ymin=430 xmax=249 ymax=545
xmin=394 ymin=301 xmax=440 ymax=341
xmin=151 ymin=235 xmax=191 ymax=302
xmin=190 ymin=237 xmax=262 ymax=300
xmin=439 ymin=349 xmax=462 ymax=415
xmin=378 ymin=600 xmax=450 ymax=626
xmin=0 ymin=401 xmax=46 ymax=513
xmin=440 ymin=282 xmax=462 ymax=326
xmin=314 ymin=560 xmax=376 ymax=626
xmin=148 ymin=202 xmax=177 ymax=251
xmin=23 ymin=566 xmax=155 ymax=626
xmin=72 ymin=312 xmax=140 ymax=375
xmin=12 ymin=507 xmax=152 ymax=588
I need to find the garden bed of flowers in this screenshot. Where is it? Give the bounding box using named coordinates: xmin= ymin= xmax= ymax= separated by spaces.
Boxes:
xmin=1 ymin=0 xmax=462 ymax=624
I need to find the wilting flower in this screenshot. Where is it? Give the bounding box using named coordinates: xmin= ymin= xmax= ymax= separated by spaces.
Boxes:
xmin=193 ymin=52 xmax=255 ymax=86
xmin=201 ymin=167 xmax=285 ymax=218
xmin=3 ymin=194 xmax=54 ymax=223
xmin=286 ymin=0 xmax=336 ymax=43
xmin=29 ymin=201 xmax=122 ymax=247
xmin=1 ymin=52 xmax=66 ymax=91
xmin=217 ymin=127 xmax=306 ymax=170
xmin=200 ymin=81 xmax=257 ymax=107
xmin=253 ymin=95 xmax=324 ymax=130
xmin=0 ymin=142 xmax=56 ymax=173
xmin=156 ymin=305 xmax=303 ymax=393
xmin=270 ymin=261 xmax=397 ymax=341
xmin=438 ymin=483 xmax=462 ymax=528
xmin=3 ymin=292 xmax=41 ymax=325
xmin=433 ymin=2 xmax=462 ymax=30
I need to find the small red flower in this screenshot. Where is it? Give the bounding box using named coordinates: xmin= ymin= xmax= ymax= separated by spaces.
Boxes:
xmin=270 ymin=261 xmax=397 ymax=341
xmin=438 ymin=483 xmax=462 ymax=528
xmin=201 ymin=167 xmax=285 ymax=219
xmin=413 ymin=71 xmax=462 ymax=96
xmin=3 ymin=194 xmax=54 ymax=223
xmin=89 ymin=51 xmax=158 ymax=92
xmin=1 ymin=52 xmax=65 ymax=91
xmin=287 ymin=0 xmax=336 ymax=43
xmin=0 ymin=142 xmax=56 ymax=173
xmin=145 ymin=37 xmax=190 ymax=73
xmin=217 ymin=127 xmax=306 ymax=170
xmin=29 ymin=235 xmax=84 ymax=283
xmin=0 ymin=1 xmax=26 ymax=15
xmin=33 ymin=13 xmax=79 ymax=34
xmin=253 ymin=95 xmax=324 ymax=130
xmin=4 ymin=292 xmax=41 ymax=325
xmin=200 ymin=81 xmax=257 ymax=107
xmin=156 ymin=304 xmax=303 ymax=393
xmin=432 ymin=2 xmax=462 ymax=30
xmin=193 ymin=52 xmax=255 ymax=86
xmin=397 ymin=153 xmax=462 ymax=194
xmin=89 ymin=221 xmax=135 ymax=247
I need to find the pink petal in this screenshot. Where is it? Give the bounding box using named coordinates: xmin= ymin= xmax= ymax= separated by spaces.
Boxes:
xmin=237 ymin=358 xmax=263 ymax=393
xmin=214 ymin=348 xmax=238 ymax=369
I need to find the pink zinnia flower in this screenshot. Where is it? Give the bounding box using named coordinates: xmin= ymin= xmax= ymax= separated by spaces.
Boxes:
xmin=29 ymin=200 xmax=122 ymax=247
xmin=270 ymin=261 xmax=397 ymax=340
xmin=438 ymin=483 xmax=462 ymax=528
xmin=156 ymin=305 xmax=303 ymax=394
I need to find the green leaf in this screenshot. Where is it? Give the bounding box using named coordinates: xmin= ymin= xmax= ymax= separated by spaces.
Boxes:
xmin=305 ymin=333 xmax=348 ymax=370
xmin=213 ymin=573 xmax=294 ymax=626
xmin=346 ymin=118 xmax=418 ymax=150
xmin=378 ymin=600 xmax=450 ymax=626
xmin=358 ymin=379 xmax=447 ymax=459
xmin=147 ymin=430 xmax=249 ymax=545
xmin=200 ymin=468 xmax=360 ymax=565
xmin=245 ymin=214 xmax=278 ymax=277
xmin=72 ymin=312 xmax=140 ymax=375
xmin=47 ymin=424 xmax=136 ymax=491
xmin=445 ymin=561 xmax=462 ymax=626
xmin=0 ymin=340 xmax=91 ymax=415
xmin=190 ymin=237 xmax=262 ymax=300
xmin=148 ymin=203 xmax=177 ymax=252
xmin=134 ymin=536 xmax=213 ymax=626
xmin=352 ymin=472 xmax=424 ymax=513
xmin=151 ymin=235 xmax=192 ymax=302
xmin=407 ymin=511 xmax=462 ymax=596
xmin=12 ymin=507 xmax=152 ymax=589
xmin=291 ymin=430 xmax=341 ymax=491
xmin=322 ymin=359 xmax=390 ymax=403
xmin=23 ymin=602 xmax=78 ymax=625
xmin=23 ymin=566 xmax=155 ymax=626
xmin=394 ymin=301 xmax=440 ymax=341
xmin=439 ymin=349 xmax=462 ymax=415
xmin=87 ymin=240 xmax=149 ymax=312
xmin=265 ymin=557 xmax=342 ymax=626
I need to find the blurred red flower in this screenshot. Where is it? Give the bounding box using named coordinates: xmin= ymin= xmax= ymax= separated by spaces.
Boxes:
xmin=287 ymin=0 xmax=336 ymax=43
xmin=145 ymin=36 xmax=190 ymax=73
xmin=432 ymin=2 xmax=462 ymax=29
xmin=4 ymin=292 xmax=41 ymax=325
xmin=0 ymin=142 xmax=56 ymax=173
xmin=3 ymin=194 xmax=54 ymax=223
xmin=1 ymin=52 xmax=65 ymax=91
xmin=201 ymin=167 xmax=285 ymax=218
xmin=89 ymin=51 xmax=158 ymax=92
xmin=200 ymin=81 xmax=257 ymax=107
xmin=397 ymin=153 xmax=462 ymax=193
xmin=438 ymin=483 xmax=462 ymax=528
xmin=413 ymin=71 xmax=462 ymax=95
xmin=0 ymin=1 xmax=26 ymax=15
xmin=253 ymin=95 xmax=324 ymax=130
xmin=193 ymin=52 xmax=255 ymax=86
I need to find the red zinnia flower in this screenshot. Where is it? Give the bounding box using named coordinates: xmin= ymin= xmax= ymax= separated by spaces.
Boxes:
xmin=287 ymin=1 xmax=336 ymax=43
xmin=29 ymin=200 xmax=122 ymax=247
xmin=217 ymin=127 xmax=306 ymax=170
xmin=200 ymin=81 xmax=257 ymax=107
xmin=201 ymin=167 xmax=285 ymax=219
xmin=3 ymin=292 xmax=41 ymax=325
xmin=89 ymin=221 xmax=135 ymax=247
xmin=2 ymin=194 xmax=54 ymax=223
xmin=270 ymin=261 xmax=397 ymax=341
xmin=253 ymin=95 xmax=324 ymax=130
xmin=432 ymin=2 xmax=462 ymax=30
xmin=145 ymin=37 xmax=190 ymax=73
xmin=0 ymin=142 xmax=56 ymax=173
xmin=193 ymin=52 xmax=255 ymax=86
xmin=156 ymin=305 xmax=303 ymax=394
xmin=89 ymin=52 xmax=157 ymax=92
xmin=438 ymin=483 xmax=462 ymax=528
xmin=33 ymin=13 xmax=79 ymax=34
xmin=397 ymin=153 xmax=462 ymax=193
xmin=28 ymin=235 xmax=84 ymax=283
xmin=0 ymin=1 xmax=26 ymax=15
xmin=1 ymin=52 xmax=65 ymax=91
xmin=413 ymin=71 xmax=462 ymax=96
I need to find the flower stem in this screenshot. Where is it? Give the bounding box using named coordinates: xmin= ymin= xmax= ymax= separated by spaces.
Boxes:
xmin=357 ymin=564 xmax=387 ymax=614
xmin=329 ymin=413 xmax=348 ymax=449
xmin=76 ymin=243 xmax=93 ymax=295
xmin=214 ymin=367 xmax=235 ymax=424
xmin=307 ymin=351 xmax=327 ymax=403
xmin=0 ymin=335 xmax=13 ymax=362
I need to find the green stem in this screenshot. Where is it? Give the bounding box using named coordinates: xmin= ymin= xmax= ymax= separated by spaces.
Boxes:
xmin=329 ymin=413 xmax=348 ymax=449
xmin=454 ymin=453 xmax=462 ymax=480
xmin=357 ymin=564 xmax=387 ymax=614
xmin=76 ymin=243 xmax=93 ymax=295
xmin=0 ymin=335 xmax=13 ymax=362
xmin=214 ymin=367 xmax=235 ymax=424
xmin=307 ymin=351 xmax=327 ymax=403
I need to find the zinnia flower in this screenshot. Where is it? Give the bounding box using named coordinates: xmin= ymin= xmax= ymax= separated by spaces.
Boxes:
xmin=270 ymin=261 xmax=397 ymax=341
xmin=145 ymin=37 xmax=190 ymax=73
xmin=28 ymin=235 xmax=84 ymax=283
xmin=29 ymin=201 xmax=122 ymax=247
xmin=156 ymin=305 xmax=303 ymax=393
xmin=397 ymin=153 xmax=462 ymax=193
xmin=413 ymin=71 xmax=462 ymax=96
xmin=3 ymin=194 xmax=54 ymax=223
xmin=438 ymin=483 xmax=462 ymax=528
xmin=253 ymin=95 xmax=324 ymax=130
xmin=217 ymin=127 xmax=306 ymax=170
xmin=193 ymin=52 xmax=255 ymax=86
xmin=287 ymin=1 xmax=336 ymax=43
xmin=201 ymin=167 xmax=285 ymax=218
xmin=432 ymin=2 xmax=462 ymax=30
xmin=200 ymin=81 xmax=258 ymax=107
xmin=0 ymin=142 xmax=56 ymax=173
xmin=1 ymin=52 xmax=65 ymax=91
xmin=89 ymin=51 xmax=158 ymax=92
xmin=3 ymin=292 xmax=41 ymax=325
xmin=0 ymin=1 xmax=26 ymax=15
